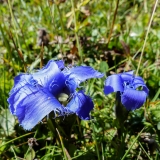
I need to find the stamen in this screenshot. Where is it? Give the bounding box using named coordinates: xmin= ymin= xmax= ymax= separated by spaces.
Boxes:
xmin=58 ymin=93 xmax=69 ymax=102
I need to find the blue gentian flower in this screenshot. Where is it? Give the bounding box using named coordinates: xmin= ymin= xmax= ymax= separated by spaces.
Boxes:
xmin=104 ymin=71 xmax=149 ymax=110
xmin=8 ymin=60 xmax=103 ymax=130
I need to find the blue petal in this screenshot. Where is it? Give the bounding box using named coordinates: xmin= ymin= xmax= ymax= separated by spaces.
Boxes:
xmin=8 ymin=84 xmax=42 ymax=115
xmin=124 ymin=71 xmax=134 ymax=75
xmin=64 ymin=66 xmax=104 ymax=80
xmin=55 ymin=60 xmax=65 ymax=70
xmin=66 ymin=90 xmax=94 ymax=120
xmin=104 ymin=74 xmax=124 ymax=95
xmin=65 ymin=78 xmax=78 ymax=93
xmin=32 ymin=60 xmax=65 ymax=95
xmin=9 ymin=74 xmax=32 ymax=95
xmin=48 ymin=72 xmax=66 ymax=96
xmin=63 ymin=66 xmax=103 ymax=92
xmin=121 ymin=89 xmax=147 ymax=110
xmin=133 ymin=77 xmax=146 ymax=87
xmin=132 ymin=76 xmax=149 ymax=95
xmin=142 ymin=86 xmax=149 ymax=95
xmin=120 ymin=71 xmax=134 ymax=82
xmin=133 ymin=83 xmax=149 ymax=95
xmin=133 ymin=76 xmax=145 ymax=84
xmin=32 ymin=60 xmax=60 ymax=86
xmin=15 ymin=87 xmax=65 ymax=130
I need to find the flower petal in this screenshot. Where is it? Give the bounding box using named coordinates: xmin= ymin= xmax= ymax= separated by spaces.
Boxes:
xmin=133 ymin=76 xmax=145 ymax=84
xmin=32 ymin=60 xmax=60 ymax=86
xmin=121 ymin=89 xmax=147 ymax=110
xmin=120 ymin=71 xmax=134 ymax=82
xmin=65 ymin=78 xmax=78 ymax=93
xmin=124 ymin=71 xmax=134 ymax=75
xmin=132 ymin=77 xmax=149 ymax=95
xmin=104 ymin=74 xmax=124 ymax=95
xmin=8 ymin=84 xmax=39 ymax=114
xmin=32 ymin=60 xmax=65 ymax=95
xmin=66 ymin=90 xmax=93 ymax=120
xmin=55 ymin=60 xmax=65 ymax=70
xmin=134 ymin=84 xmax=149 ymax=95
xmin=15 ymin=87 xmax=65 ymax=130
xmin=65 ymin=66 xmax=104 ymax=80
xmin=63 ymin=66 xmax=103 ymax=92
xmin=142 ymin=86 xmax=149 ymax=95
xmin=48 ymin=73 xmax=66 ymax=96
xmin=9 ymin=74 xmax=33 ymax=95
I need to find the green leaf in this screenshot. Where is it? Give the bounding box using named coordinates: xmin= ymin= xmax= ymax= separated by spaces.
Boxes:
xmin=92 ymin=29 xmax=99 ymax=37
xmin=0 ymin=109 xmax=15 ymax=136
xmin=99 ymin=61 xmax=108 ymax=73
xmin=143 ymin=122 xmax=153 ymax=128
xmin=150 ymin=106 xmax=160 ymax=121
xmin=25 ymin=148 xmax=35 ymax=160
xmin=157 ymin=122 xmax=160 ymax=130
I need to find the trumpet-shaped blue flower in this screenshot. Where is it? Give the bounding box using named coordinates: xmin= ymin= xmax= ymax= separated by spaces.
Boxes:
xmin=8 ymin=60 xmax=103 ymax=130
xmin=104 ymin=71 xmax=149 ymax=110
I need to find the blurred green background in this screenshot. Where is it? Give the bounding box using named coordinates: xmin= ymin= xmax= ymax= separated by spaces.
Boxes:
xmin=0 ymin=0 xmax=160 ymax=159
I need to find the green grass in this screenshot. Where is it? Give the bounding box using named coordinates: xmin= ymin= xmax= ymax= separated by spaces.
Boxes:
xmin=0 ymin=0 xmax=160 ymax=159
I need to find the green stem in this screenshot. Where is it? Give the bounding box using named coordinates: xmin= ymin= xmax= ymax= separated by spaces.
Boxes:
xmin=139 ymin=142 xmax=152 ymax=160
xmin=121 ymin=127 xmax=145 ymax=160
xmin=24 ymin=127 xmax=39 ymax=158
xmin=91 ymin=121 xmax=101 ymax=160
xmin=8 ymin=0 xmax=27 ymax=72
xmin=8 ymin=0 xmax=21 ymax=51
xmin=10 ymin=146 xmax=18 ymax=160
xmin=136 ymin=0 xmax=159 ymax=75
xmin=56 ymin=128 xmax=68 ymax=160
xmin=0 ymin=132 xmax=34 ymax=148
xmin=3 ymin=67 xmax=9 ymax=136
xmin=70 ymin=0 xmax=83 ymax=63
xmin=107 ymin=0 xmax=119 ymax=46
xmin=47 ymin=1 xmax=64 ymax=55
xmin=57 ymin=4 xmax=65 ymax=38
